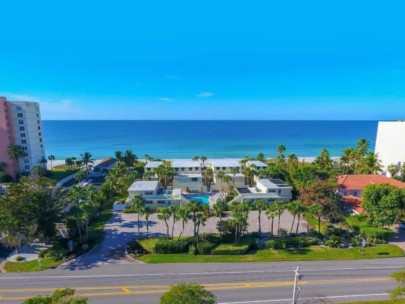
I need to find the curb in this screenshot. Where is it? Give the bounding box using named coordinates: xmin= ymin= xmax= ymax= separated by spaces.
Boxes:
xmin=125 ymin=245 xmax=145 ymax=264
xmin=60 ymin=245 xmax=98 ymax=266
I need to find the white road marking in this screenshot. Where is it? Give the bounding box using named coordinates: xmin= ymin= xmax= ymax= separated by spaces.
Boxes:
xmin=218 ymin=293 xmax=388 ymax=304
xmin=0 ymin=265 xmax=402 ymax=280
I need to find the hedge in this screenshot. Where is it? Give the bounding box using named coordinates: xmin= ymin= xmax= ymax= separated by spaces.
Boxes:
xmin=196 ymin=242 xmax=216 ymax=255
xmin=154 ymin=238 xmax=193 ymax=254
xmin=360 ymin=227 xmax=393 ymax=242
xmin=137 ymin=238 xmax=161 ymax=253
xmin=212 ymin=243 xmax=250 ymax=255
xmin=264 ymin=237 xmax=317 ymax=249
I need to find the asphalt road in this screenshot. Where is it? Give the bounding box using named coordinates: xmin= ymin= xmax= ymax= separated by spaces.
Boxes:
xmin=0 ymin=258 xmax=404 ymax=303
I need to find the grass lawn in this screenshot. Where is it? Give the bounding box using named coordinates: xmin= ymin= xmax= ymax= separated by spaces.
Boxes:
xmin=342 ymin=301 xmax=405 ymax=304
xmin=4 ymin=257 xmax=62 ymax=272
xmin=137 ymin=244 xmax=404 ymax=263
xmin=48 ymin=165 xmax=79 ymax=181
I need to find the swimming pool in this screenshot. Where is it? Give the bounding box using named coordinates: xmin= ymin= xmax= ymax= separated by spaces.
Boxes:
xmin=185 ymin=194 xmax=211 ymax=205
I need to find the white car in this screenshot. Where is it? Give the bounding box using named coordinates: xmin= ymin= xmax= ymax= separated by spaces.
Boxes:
xmin=399 ymin=222 xmax=405 ymax=229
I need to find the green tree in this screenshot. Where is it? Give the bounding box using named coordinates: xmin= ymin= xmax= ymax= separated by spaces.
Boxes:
xmin=223 ymin=175 xmax=233 ymax=191
xmin=80 ymin=152 xmax=94 ymax=171
xmin=216 ymin=171 xmax=225 ymax=192
xmin=257 ymin=152 xmax=265 ymax=162
xmin=307 ymin=204 xmax=324 ymax=234
xmin=160 ymin=283 xmax=216 ymax=304
xmin=254 ymin=199 xmax=267 ymax=234
xmin=23 ymin=288 xmax=87 ymax=304
xmin=274 ymin=201 xmax=286 ymax=236
xmin=169 ymin=206 xmax=179 ymax=237
xmin=358 ymin=152 xmax=382 ymax=174
xmin=123 ymin=149 xmax=138 ymax=171
xmin=213 ymin=199 xmax=228 ymax=223
xmin=200 ymin=156 xmax=207 ymax=166
xmin=47 ymin=155 xmax=55 ymax=170
xmin=266 ymin=204 xmax=277 ymax=236
xmin=312 ymin=149 xmax=334 ymax=175
xmin=7 ymin=144 xmax=26 ymax=174
xmin=363 ymin=184 xmax=404 ymax=227
xmin=187 ymin=200 xmax=204 ymax=237
xmin=388 ymin=269 xmax=405 ymax=300
xmin=115 ymin=151 xmax=123 ymax=162
xmin=388 ymin=164 xmax=400 ymax=177
xmin=157 ymin=207 xmax=172 ymax=237
xmin=131 ymin=194 xmax=146 ymax=235
xmin=142 ymin=207 xmax=153 ymax=238
xmin=177 ymin=206 xmax=190 ymax=239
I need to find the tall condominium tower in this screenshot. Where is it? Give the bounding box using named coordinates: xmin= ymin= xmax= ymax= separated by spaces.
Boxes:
xmin=0 ymin=96 xmax=46 ymax=178
xmin=375 ymin=120 xmax=405 ymax=176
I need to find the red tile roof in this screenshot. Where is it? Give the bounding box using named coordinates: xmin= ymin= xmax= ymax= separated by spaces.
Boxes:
xmin=337 ymin=174 xmax=405 ymax=191
xmin=342 ymin=195 xmax=364 ymax=214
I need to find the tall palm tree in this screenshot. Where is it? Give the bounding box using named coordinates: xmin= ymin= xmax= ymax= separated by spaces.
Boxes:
xmin=7 ymin=144 xmax=26 ymax=173
xmin=242 ymin=166 xmax=256 ymax=187
xmin=143 ymin=170 xmax=155 ymax=181
xmin=123 ymin=149 xmax=137 ymax=171
xmin=115 ymin=151 xmax=123 ymax=162
xmin=0 ymin=162 xmax=6 ymax=184
xmin=274 ymin=201 xmax=286 ymax=236
xmin=277 ymin=145 xmax=286 ymax=156
xmin=187 ymin=200 xmax=204 ymax=237
xmin=192 ymin=156 xmax=199 ymax=162
xmin=356 ymin=138 xmax=370 ymax=157
xmin=47 ymin=155 xmax=55 ymax=170
xmin=131 ymin=194 xmax=146 ymax=235
xmin=205 ymin=167 xmax=214 ymax=189
xmin=216 ymin=171 xmax=225 ymax=192
xmin=358 ymin=152 xmax=383 ymax=174
xmin=142 ymin=207 xmax=153 ymax=238
xmin=294 ymin=203 xmax=306 ymax=234
xmin=266 ymin=204 xmax=277 ymax=237
xmin=230 ymin=167 xmax=239 ymax=187
xmin=200 ymin=156 xmax=207 ymax=167
xmin=223 ymin=175 xmax=233 ymax=192
xmin=177 ymin=206 xmax=190 ymax=239
xmin=388 ymin=164 xmax=400 ymax=177
xmin=169 ymin=206 xmax=179 ymax=237
xmin=257 ymin=152 xmax=265 ymax=162
xmin=157 ymin=207 xmax=172 ymax=237
xmin=80 ymin=152 xmax=94 ymax=171
xmin=254 ymin=199 xmax=267 ymax=235
xmin=213 ymin=199 xmax=228 ymax=223
xmin=287 ymin=154 xmax=299 ymax=172
xmin=308 ymin=204 xmax=323 ymax=234
xmin=232 ymin=207 xmax=248 ymax=244
xmin=287 ymin=201 xmax=299 ymax=235
xmin=195 ymin=213 xmax=208 ymax=243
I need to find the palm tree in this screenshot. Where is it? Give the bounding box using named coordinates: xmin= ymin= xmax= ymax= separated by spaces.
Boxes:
xmin=157 ymin=207 xmax=172 ymax=237
xmin=242 ymin=166 xmax=255 ymax=187
xmin=142 ymin=207 xmax=153 ymax=238
xmin=169 ymin=206 xmax=179 ymax=237
xmin=277 ymin=145 xmax=286 ymax=157
xmin=223 ymin=175 xmax=233 ymax=192
xmin=177 ymin=206 xmax=190 ymax=239
xmin=254 ymin=199 xmax=267 ymax=235
xmin=216 ymin=171 xmax=225 ymax=192
xmin=230 ymin=167 xmax=239 ymax=187
xmin=48 ymin=155 xmax=55 ymax=170
xmin=200 ymin=156 xmax=207 ymax=167
xmin=294 ymin=203 xmax=306 ymax=234
xmin=232 ymin=207 xmax=248 ymax=244
xmin=131 ymin=194 xmax=146 ymax=235
xmin=195 ymin=213 xmax=208 ymax=243
xmin=192 ymin=156 xmax=199 ymax=162
xmin=123 ymin=149 xmax=138 ymax=171
xmin=358 ymin=152 xmax=383 ymax=174
xmin=7 ymin=144 xmax=26 ymax=173
xmin=287 ymin=154 xmax=299 ymax=171
xmin=205 ymin=167 xmax=214 ymax=189
xmin=80 ymin=201 xmax=98 ymax=239
xmin=274 ymin=201 xmax=286 ymax=236
xmin=143 ymin=170 xmax=155 ymax=181
xmin=356 ymin=138 xmax=370 ymax=157
xmin=0 ymin=162 xmax=6 ymax=185
xmin=188 ymin=200 xmax=204 ymax=237
xmin=80 ymin=152 xmax=94 ymax=171
xmin=388 ymin=164 xmax=400 ymax=177
xmin=266 ymin=204 xmax=277 ymax=237
xmin=287 ymin=201 xmax=300 ymax=235
xmin=308 ymin=204 xmax=323 ymax=234
xmin=115 ymin=151 xmax=123 ymax=162
xmin=213 ymin=199 xmax=228 ymax=223
xmin=257 ymin=152 xmax=265 ymax=162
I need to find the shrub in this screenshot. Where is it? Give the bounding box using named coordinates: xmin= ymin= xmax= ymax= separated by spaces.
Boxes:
xmin=15 ymin=255 xmax=25 ymax=262
xmin=326 ymin=235 xmax=342 ymax=248
xmin=123 ymin=208 xmax=137 ymax=213
xmin=239 ymin=235 xmax=259 ymax=250
xmin=264 ymin=240 xmax=281 ymax=249
xmin=264 ymin=237 xmax=316 ymax=249
xmin=350 ymin=235 xmax=364 ymax=247
xmin=188 ymin=245 xmax=197 ymax=255
xmin=154 ymin=238 xmax=193 ymax=254
xmin=137 ymin=238 xmax=161 ymax=253
xmin=212 ymin=243 xmax=250 ymax=255
xmin=196 ymin=242 xmax=216 ymax=255
xmin=345 ymin=215 xmax=368 ymax=232
xmin=81 ymin=244 xmax=89 ymax=252
xmin=128 ymin=240 xmax=147 ymax=255
xmin=160 ymin=283 xmax=216 ymax=304
xmin=200 ymin=233 xmax=222 ymax=244
xmin=361 ymin=227 xmax=393 ymax=242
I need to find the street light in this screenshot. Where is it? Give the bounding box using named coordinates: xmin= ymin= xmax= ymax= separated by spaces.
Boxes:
xmin=292 ymin=265 xmax=303 ymax=304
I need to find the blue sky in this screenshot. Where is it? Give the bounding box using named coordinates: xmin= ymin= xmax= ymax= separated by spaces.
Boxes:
xmin=1 ymin=1 xmax=405 ymax=120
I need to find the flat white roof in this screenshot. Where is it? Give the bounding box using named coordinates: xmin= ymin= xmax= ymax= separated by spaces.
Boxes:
xmin=256 ymin=179 xmax=292 ymax=189
xmin=209 ymin=159 xmax=241 ymax=167
xmin=175 ymin=173 xmax=203 ymax=178
xmin=171 ymin=159 xmax=201 ymax=168
xmin=225 ymin=173 xmax=245 ymax=177
xmin=247 ymin=160 xmax=268 ymax=168
xmin=144 ymin=161 xmax=163 ymax=169
xmin=128 ymin=180 xmax=158 ymax=192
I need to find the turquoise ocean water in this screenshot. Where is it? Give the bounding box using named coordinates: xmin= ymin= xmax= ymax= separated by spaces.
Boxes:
xmin=42 ymin=121 xmax=378 ymax=160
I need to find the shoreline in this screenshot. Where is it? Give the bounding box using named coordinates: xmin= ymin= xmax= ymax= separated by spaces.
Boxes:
xmin=48 ymin=156 xmax=340 ymax=169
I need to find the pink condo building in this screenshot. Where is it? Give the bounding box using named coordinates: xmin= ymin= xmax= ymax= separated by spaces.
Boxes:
xmin=0 ymin=97 xmax=46 ymax=179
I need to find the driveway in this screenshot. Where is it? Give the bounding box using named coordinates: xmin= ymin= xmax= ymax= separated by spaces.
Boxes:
xmin=390 ymin=226 xmax=405 ymax=251
xmin=62 ymin=210 xmax=307 ymax=270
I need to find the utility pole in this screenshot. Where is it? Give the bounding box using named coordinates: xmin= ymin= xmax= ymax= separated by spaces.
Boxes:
xmin=292 ymin=265 xmax=302 ymax=304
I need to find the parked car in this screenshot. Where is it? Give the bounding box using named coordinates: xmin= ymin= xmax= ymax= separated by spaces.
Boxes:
xmin=399 ymin=222 xmax=405 ymax=229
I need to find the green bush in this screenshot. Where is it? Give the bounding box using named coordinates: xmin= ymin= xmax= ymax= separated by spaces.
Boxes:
xmin=345 ymin=215 xmax=368 ymax=232
xmin=137 ymin=238 xmax=161 ymax=253
xmin=239 ymin=235 xmax=259 ymax=250
xmin=264 ymin=240 xmax=281 ymax=249
xmin=15 ymin=256 xmax=25 ymax=262
xmin=188 ymin=245 xmax=197 ymax=255
xmin=264 ymin=237 xmax=316 ymax=249
xmin=200 ymin=233 xmax=222 ymax=244
xmin=128 ymin=240 xmax=147 ymax=255
xmin=326 ymin=235 xmax=342 ymax=248
xmin=212 ymin=243 xmax=250 ymax=255
xmin=154 ymin=238 xmax=193 ymax=254
xmin=123 ymin=208 xmax=137 ymax=213
xmin=361 ymin=227 xmax=393 ymax=242
xmin=196 ymin=242 xmax=216 ymax=255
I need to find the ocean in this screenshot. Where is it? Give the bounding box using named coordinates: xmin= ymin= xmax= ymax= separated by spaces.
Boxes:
xmin=42 ymin=120 xmax=378 ymax=160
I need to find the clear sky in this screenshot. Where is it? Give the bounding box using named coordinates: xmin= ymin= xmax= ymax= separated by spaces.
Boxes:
xmin=1 ymin=1 xmax=405 ymax=120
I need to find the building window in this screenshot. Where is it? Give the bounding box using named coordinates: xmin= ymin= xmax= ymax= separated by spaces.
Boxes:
xmin=194 ymin=167 xmax=199 ymax=170
xmin=36 ymin=113 xmax=39 ymax=118
xmin=39 ymin=132 xmax=42 ymax=136
xmin=24 ymin=159 xmax=29 ymax=164
xmin=158 ymin=200 xmax=166 ymax=204
xmin=16 ymin=106 xmax=22 ymax=111
xmin=25 ymin=165 xmax=30 ymax=170
xmin=21 ymin=139 xmax=27 ymax=144
xmin=19 ymin=119 xmax=24 ymax=124
xmin=17 ymin=113 xmax=23 ymax=118
xmin=191 ymin=177 xmax=198 ymax=182
xmin=353 ymin=191 xmax=358 ymax=197
xmin=181 ymin=168 xmax=185 ymax=171
xmin=145 ymin=192 xmax=153 ymax=195
xmin=21 ymin=133 xmax=26 ymax=137
xmin=39 ymin=138 xmax=42 ymax=142
xmin=19 ymin=127 xmax=25 ymax=131
xmin=37 ymin=120 xmax=40 ymax=124
xmin=216 ymin=167 xmax=220 ymax=170
xmin=189 ymin=167 xmax=193 ymax=171
xmin=38 ymin=126 xmax=41 ymax=130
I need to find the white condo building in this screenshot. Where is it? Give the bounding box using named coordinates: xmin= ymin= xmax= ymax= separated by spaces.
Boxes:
xmin=0 ymin=97 xmax=46 ymax=177
xmin=375 ymin=121 xmax=405 ymax=175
